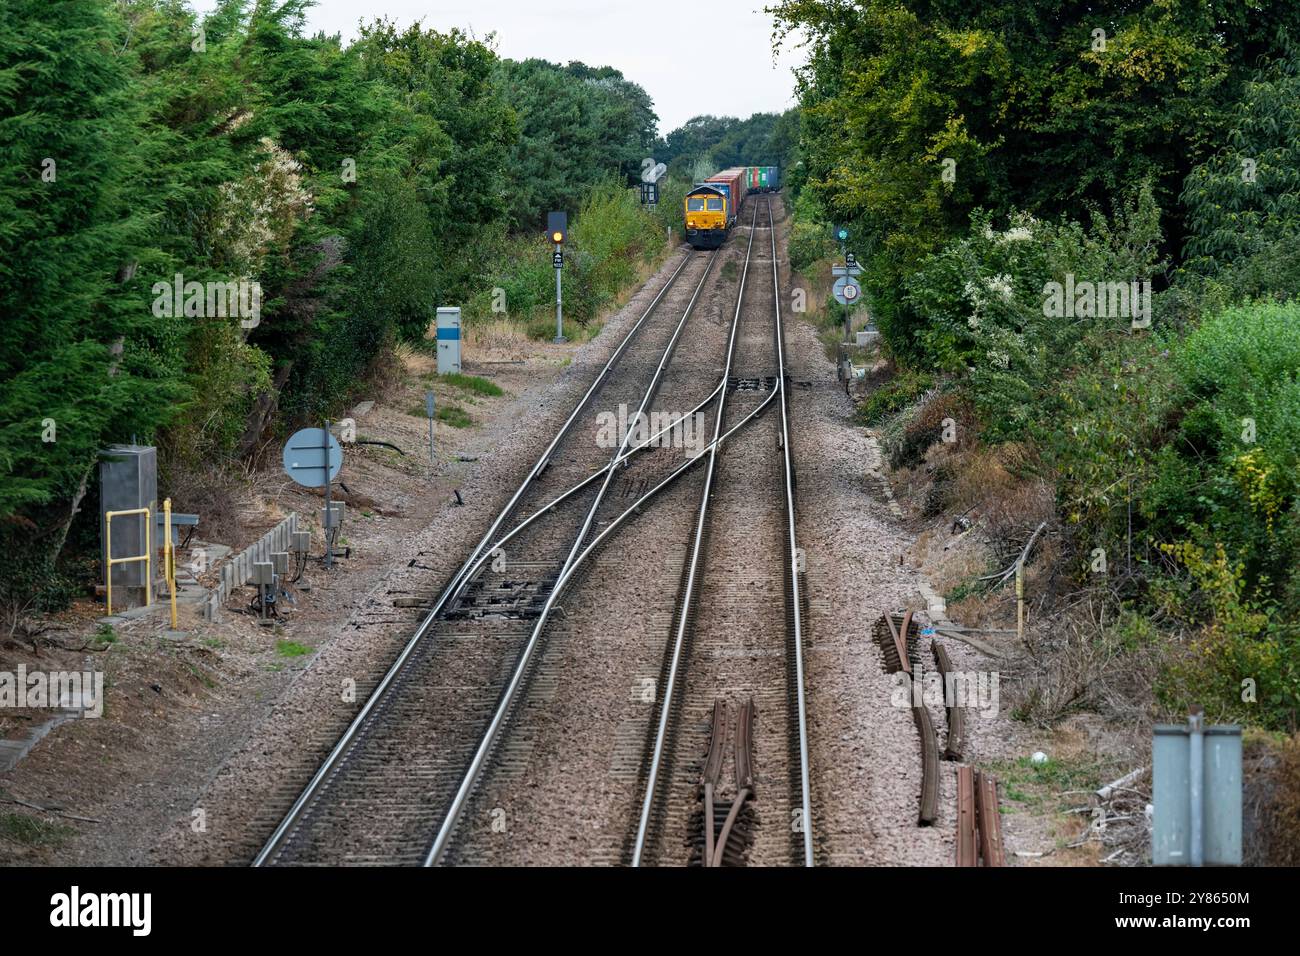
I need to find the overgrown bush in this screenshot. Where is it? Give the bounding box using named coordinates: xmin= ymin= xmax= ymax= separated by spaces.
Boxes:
xmin=857 ymin=368 xmax=934 ymax=425
xmin=903 ymin=186 xmax=1165 ymax=439
xmin=787 ymin=191 xmax=835 ymax=274
xmin=1146 ymin=303 xmax=1300 ymax=610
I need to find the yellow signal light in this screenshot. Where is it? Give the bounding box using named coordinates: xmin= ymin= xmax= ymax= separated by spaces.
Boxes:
xmin=552 ymin=231 xmax=563 ymax=243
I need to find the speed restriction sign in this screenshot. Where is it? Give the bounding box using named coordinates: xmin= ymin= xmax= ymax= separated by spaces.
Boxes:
xmin=833 ymin=276 xmax=862 ymax=306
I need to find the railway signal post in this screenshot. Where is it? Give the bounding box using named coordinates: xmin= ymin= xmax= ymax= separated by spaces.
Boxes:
xmin=281 ymin=424 xmax=343 ymax=568
xmin=549 ymin=211 xmax=567 ymax=343
xmin=832 ymin=256 xmax=863 ymax=344
xmin=832 ymin=225 xmax=857 ymax=343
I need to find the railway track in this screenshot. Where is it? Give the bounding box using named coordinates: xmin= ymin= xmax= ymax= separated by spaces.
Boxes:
xmin=630 ymin=197 xmax=813 ymax=867
xmin=255 ymin=196 xmax=809 ymax=867
xmin=431 ymin=201 xmax=780 ymax=865
xmin=253 ymin=247 xmax=720 ymax=865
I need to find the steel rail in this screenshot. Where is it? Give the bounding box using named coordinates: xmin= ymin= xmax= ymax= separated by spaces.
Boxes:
xmin=931 ymin=640 xmax=966 ymax=760
xmin=526 ymin=389 xmax=778 ymax=594
xmin=768 ymin=199 xmax=815 ymax=866
xmin=631 ymin=201 xmax=762 ymax=866
xmin=975 ymin=770 xmax=1006 ymax=866
xmin=956 ymin=765 xmax=978 ymax=866
xmin=252 ymin=250 xmax=700 ymax=867
xmin=914 ymin=691 xmax=941 ymax=826
xmin=424 ymin=237 xmax=724 ymax=865
xmin=436 ymin=379 xmax=727 ymax=595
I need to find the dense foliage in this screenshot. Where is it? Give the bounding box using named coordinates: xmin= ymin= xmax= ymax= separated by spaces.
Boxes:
xmin=776 ymin=0 xmax=1300 ymax=727
xmin=0 ymin=0 xmax=697 ymax=614
xmin=498 ymin=59 xmax=656 ymax=227
xmin=656 ymin=111 xmax=798 ymax=180
xmin=774 ymin=0 xmax=1300 ymax=359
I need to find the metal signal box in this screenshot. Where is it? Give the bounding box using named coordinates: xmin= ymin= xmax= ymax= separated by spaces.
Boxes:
xmin=436 ymin=307 xmax=462 ymax=375
xmin=99 ymin=445 xmax=158 ymax=609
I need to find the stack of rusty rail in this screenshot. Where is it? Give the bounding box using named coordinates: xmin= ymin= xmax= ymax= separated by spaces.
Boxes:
xmin=955 ymin=767 xmax=1005 ymax=866
xmin=690 ymin=698 xmax=755 ymax=867
xmin=873 ymin=611 xmax=938 ymax=825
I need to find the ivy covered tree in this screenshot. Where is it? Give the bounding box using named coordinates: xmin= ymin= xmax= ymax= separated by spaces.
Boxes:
xmin=0 ymin=0 xmax=185 ymax=610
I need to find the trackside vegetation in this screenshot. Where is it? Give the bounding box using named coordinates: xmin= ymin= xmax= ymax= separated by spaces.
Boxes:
xmin=774 ymin=0 xmax=1300 ymax=731
xmin=0 ymin=0 xmax=682 ymax=618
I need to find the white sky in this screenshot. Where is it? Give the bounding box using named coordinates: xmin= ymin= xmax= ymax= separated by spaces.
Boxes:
xmin=192 ymin=0 xmax=803 ymax=134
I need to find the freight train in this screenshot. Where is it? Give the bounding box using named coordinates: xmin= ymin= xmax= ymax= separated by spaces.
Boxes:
xmin=683 ymin=165 xmax=780 ymax=249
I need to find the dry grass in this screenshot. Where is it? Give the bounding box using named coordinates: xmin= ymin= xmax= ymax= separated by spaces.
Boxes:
xmin=1247 ymin=732 xmax=1300 ymax=865
xmin=980 ymin=477 xmax=1056 ymax=563
xmin=164 ymin=463 xmax=258 ymax=549
xmin=1010 ymin=597 xmax=1161 ymax=732
xmin=463 ymin=318 xmax=531 ymax=357
xmin=946 ymin=443 xmax=1031 ymax=515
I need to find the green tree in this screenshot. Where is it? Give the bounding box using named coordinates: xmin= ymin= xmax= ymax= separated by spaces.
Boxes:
xmin=0 ymin=0 xmax=184 ymax=609
xmin=497 ymin=58 xmax=655 ymax=227
xmin=1178 ymin=54 xmax=1300 ymax=302
xmin=772 ymin=0 xmax=1300 ymax=359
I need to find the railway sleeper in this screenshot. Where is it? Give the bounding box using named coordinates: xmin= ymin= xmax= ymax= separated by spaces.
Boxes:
xmin=688 ymin=800 xmax=754 ymax=867
xmin=727 ymin=375 xmax=777 ymax=392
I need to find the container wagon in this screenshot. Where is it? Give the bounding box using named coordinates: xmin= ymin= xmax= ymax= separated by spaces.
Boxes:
xmin=706 ymin=168 xmax=746 ymax=225
xmin=685 ymin=167 xmax=746 ymax=249
xmin=744 ymin=166 xmax=780 ymax=193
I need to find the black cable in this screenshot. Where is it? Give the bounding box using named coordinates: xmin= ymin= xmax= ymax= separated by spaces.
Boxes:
xmin=355 ymin=439 xmax=406 ymax=456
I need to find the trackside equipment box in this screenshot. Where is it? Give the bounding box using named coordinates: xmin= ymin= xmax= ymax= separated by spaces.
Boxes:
xmin=436 ymin=307 xmax=461 ymax=375
xmin=1152 ymin=721 xmax=1241 ymax=865
xmin=99 ymin=445 xmax=158 ymax=609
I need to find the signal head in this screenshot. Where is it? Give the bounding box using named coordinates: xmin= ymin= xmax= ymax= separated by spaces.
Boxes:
xmin=547 ymin=210 xmax=568 ymax=244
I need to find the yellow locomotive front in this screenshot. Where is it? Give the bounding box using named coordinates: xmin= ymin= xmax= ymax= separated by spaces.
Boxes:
xmin=684 ymin=185 xmax=728 ymax=249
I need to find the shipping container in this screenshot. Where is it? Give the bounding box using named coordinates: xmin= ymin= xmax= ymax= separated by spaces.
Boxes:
xmin=705 ymin=167 xmax=747 ymax=224
xmin=742 ymin=166 xmax=780 ymax=193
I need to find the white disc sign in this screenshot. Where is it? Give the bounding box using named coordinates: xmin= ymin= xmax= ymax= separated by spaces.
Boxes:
xmin=833 ymin=276 xmax=863 ymax=306
xmin=282 ymin=427 xmax=343 ymax=488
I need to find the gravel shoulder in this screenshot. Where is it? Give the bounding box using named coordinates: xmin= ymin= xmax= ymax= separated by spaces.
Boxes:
xmin=777 ymin=201 xmax=1031 ymax=866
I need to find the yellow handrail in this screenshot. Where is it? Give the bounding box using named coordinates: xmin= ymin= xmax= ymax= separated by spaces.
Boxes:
xmin=105 ymin=507 xmax=151 ymax=616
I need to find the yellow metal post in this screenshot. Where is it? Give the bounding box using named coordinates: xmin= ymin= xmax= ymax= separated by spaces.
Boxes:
xmin=105 ymin=507 xmax=152 ymax=616
xmin=106 ymin=513 xmax=112 ymax=615
xmin=1016 ymin=561 xmax=1025 ymax=644
xmin=164 ymin=498 xmax=177 ymax=629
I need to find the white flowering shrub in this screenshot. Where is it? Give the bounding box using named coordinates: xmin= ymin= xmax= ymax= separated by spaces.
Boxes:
xmin=210 ymin=137 xmax=314 ymax=275
xmin=902 ymin=190 xmax=1163 ymax=439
